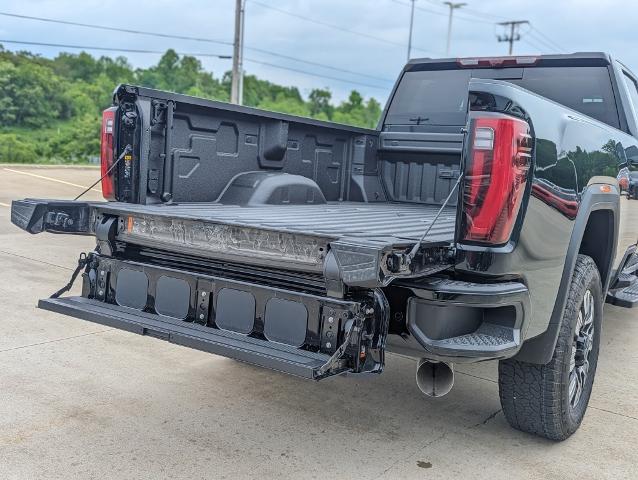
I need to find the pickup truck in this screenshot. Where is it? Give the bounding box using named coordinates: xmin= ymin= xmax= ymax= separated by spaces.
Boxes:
xmin=11 ymin=52 xmax=638 ymax=441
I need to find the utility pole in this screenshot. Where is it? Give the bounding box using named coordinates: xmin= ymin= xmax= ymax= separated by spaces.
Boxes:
xmin=497 ymin=20 xmax=529 ymax=55
xmin=443 ymin=2 xmax=466 ymax=56
xmin=230 ymin=0 xmax=245 ymax=105
xmin=407 ymin=0 xmax=416 ymax=61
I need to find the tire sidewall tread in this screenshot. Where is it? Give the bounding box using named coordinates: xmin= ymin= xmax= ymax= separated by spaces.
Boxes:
xmin=498 ymin=254 xmax=602 ymax=441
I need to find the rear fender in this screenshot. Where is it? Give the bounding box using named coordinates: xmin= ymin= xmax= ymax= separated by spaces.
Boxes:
xmin=514 ymin=185 xmax=619 ymax=364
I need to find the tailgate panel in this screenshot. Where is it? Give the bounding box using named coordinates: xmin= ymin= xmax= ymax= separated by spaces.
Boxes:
xmin=40 ymin=297 xmax=328 ymax=379
xmin=37 ymin=254 xmax=388 ymax=380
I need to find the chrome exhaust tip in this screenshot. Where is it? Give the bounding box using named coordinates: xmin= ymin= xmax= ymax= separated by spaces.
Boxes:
xmin=416 ymin=359 xmax=454 ymax=397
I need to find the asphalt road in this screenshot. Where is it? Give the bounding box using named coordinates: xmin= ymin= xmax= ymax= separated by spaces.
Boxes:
xmin=0 ymin=166 xmax=636 ymax=479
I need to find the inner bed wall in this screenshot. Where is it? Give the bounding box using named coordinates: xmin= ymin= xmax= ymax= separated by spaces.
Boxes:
xmin=380 ymin=151 xmax=461 ymax=205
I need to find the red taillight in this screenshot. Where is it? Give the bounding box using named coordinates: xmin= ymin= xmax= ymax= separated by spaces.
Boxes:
xmin=100 ymin=107 xmax=117 ymax=201
xmin=461 ymin=113 xmax=532 ymax=245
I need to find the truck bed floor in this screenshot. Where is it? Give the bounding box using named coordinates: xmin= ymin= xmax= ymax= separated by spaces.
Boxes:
xmin=99 ymin=201 xmax=456 ymax=244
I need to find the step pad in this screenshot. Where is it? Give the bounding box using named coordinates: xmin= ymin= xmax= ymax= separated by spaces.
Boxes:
xmin=607 ymin=282 xmax=638 ymax=308
xmin=436 ymin=324 xmax=515 ymax=349
xmin=615 ymin=272 xmax=637 ymax=289
xmin=622 ymin=253 xmax=638 ymax=274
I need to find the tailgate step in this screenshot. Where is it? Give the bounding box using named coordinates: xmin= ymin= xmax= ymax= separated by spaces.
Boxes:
xmin=39 ymin=296 xmax=335 ymax=379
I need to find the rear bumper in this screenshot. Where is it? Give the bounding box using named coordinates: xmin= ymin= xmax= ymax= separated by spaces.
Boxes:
xmin=393 ymin=278 xmax=530 ymax=362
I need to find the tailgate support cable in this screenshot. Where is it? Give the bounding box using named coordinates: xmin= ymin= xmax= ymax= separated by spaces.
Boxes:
xmin=50 ymin=252 xmax=93 ymax=299
xmin=73 ymin=145 xmax=133 ymax=200
xmin=406 ymin=173 xmax=463 ymax=266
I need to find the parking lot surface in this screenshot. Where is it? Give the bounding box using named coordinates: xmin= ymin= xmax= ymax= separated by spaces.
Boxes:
xmin=0 ymin=166 xmax=636 ymax=479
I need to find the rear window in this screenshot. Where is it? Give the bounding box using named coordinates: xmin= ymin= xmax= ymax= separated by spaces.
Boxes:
xmin=508 ymin=67 xmax=620 ymax=129
xmin=386 ymin=70 xmax=471 ymax=126
xmin=386 ymin=66 xmax=620 ymax=129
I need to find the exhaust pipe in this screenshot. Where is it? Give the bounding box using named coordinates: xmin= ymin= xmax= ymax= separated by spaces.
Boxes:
xmin=416 ymin=359 xmax=454 ymax=397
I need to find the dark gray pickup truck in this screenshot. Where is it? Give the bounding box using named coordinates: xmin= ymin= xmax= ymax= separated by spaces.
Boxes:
xmin=11 ymin=52 xmax=638 ymax=440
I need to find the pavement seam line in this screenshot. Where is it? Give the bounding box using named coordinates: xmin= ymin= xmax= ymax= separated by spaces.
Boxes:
xmin=589 ymin=405 xmax=638 ymax=422
xmin=3 ymin=167 xmax=101 ymax=192
xmin=0 ymin=329 xmax=113 ymax=354
xmin=454 ymin=370 xmax=498 ymax=383
xmin=454 ymin=369 xmax=638 ymax=423
xmin=0 ymin=249 xmax=74 ymax=271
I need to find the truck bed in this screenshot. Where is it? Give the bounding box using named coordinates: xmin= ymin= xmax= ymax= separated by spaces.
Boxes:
xmin=98 ymin=201 xmax=456 ymax=245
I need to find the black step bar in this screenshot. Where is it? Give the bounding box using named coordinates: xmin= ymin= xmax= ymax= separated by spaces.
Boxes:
xmin=39 ymin=296 xmax=339 ymax=379
xmin=607 ymin=247 xmax=638 ymax=308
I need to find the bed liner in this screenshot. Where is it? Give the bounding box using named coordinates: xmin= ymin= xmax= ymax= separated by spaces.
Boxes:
xmin=97 ymin=201 xmax=456 ymax=246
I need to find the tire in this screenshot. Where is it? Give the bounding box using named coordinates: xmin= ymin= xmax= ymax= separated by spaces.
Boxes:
xmin=498 ymin=254 xmax=602 ymax=441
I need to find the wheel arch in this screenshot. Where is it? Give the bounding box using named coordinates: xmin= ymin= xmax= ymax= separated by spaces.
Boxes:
xmin=514 ymin=185 xmax=619 ymax=364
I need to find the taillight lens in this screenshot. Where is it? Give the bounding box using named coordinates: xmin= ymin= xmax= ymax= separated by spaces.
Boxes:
xmin=461 ymin=113 xmax=532 ymax=245
xmin=100 ymin=107 xmax=117 ymax=201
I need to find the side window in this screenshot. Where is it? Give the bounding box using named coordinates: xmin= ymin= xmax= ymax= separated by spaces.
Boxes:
xmin=622 ymin=72 xmax=638 ymax=121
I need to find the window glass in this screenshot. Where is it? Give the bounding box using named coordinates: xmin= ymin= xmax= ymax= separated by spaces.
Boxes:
xmin=385 ymin=66 xmax=620 ymax=129
xmin=509 ymin=67 xmax=620 ymax=129
xmin=622 ymin=72 xmax=638 ymax=121
xmin=386 ymin=70 xmax=471 ymax=126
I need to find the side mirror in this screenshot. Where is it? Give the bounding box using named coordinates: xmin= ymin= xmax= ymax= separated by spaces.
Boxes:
xmin=626 ymin=145 xmax=638 ymax=166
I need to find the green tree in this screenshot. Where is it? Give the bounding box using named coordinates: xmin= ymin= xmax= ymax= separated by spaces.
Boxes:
xmin=308 ymin=88 xmax=333 ymax=118
xmin=0 ymin=46 xmax=383 ymax=163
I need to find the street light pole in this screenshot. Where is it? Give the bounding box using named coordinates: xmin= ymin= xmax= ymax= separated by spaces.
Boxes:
xmin=407 ymin=0 xmax=416 ymax=61
xmin=443 ymin=2 xmax=466 ymax=56
xmin=231 ymin=0 xmax=245 ymax=105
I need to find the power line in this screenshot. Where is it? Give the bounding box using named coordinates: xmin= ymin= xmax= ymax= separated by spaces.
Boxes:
xmin=0 ymin=11 xmax=233 ymax=46
xmin=243 ymin=59 xmax=390 ymax=90
xmin=0 ymin=39 xmax=232 ymax=58
xmin=408 ymin=1 xmax=495 ymax=25
xmin=520 ymin=37 xmax=548 ymax=53
xmin=0 ymin=10 xmax=392 ymax=83
xmin=249 ymin=0 xmax=439 ymax=56
xmin=526 ymin=31 xmax=560 ymax=53
xmin=242 ymin=46 xmax=392 ymax=82
xmin=529 ymin=25 xmax=566 ymax=52
xmin=399 ymin=0 xmax=567 ymax=53
xmin=423 ymin=0 xmax=506 ymax=21
xmin=0 ymin=39 xmax=390 ymax=91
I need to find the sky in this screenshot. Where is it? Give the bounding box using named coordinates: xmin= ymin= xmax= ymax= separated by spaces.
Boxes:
xmin=0 ymin=0 xmax=635 ymax=104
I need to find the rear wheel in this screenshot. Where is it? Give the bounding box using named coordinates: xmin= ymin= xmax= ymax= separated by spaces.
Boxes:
xmin=498 ymin=254 xmax=602 ymax=441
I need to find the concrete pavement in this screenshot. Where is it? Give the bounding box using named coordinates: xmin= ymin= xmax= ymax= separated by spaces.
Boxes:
xmin=0 ymin=166 xmax=636 ymax=479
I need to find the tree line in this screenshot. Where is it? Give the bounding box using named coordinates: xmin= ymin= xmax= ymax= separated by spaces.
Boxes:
xmin=0 ymin=47 xmax=382 ymax=163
